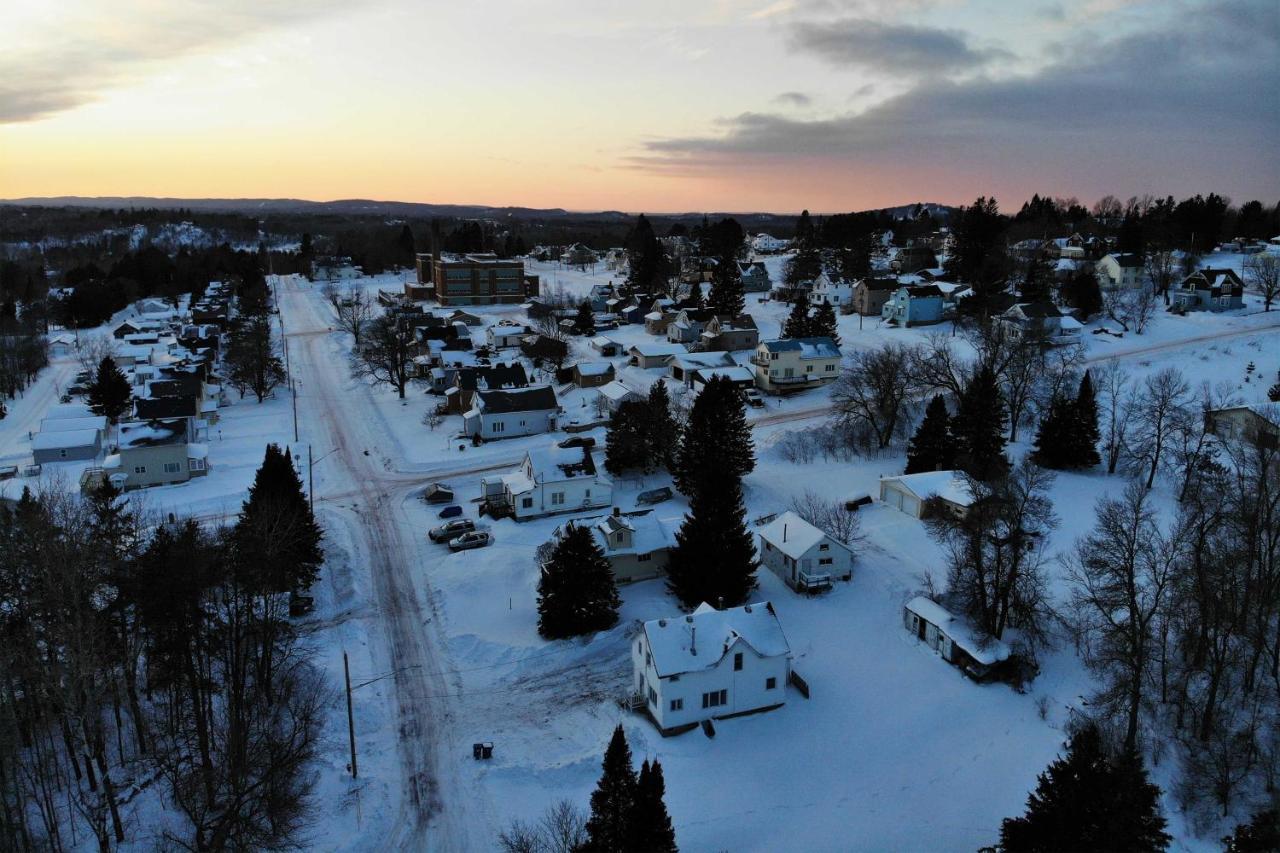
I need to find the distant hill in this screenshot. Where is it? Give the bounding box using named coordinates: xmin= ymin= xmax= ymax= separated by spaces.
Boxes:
xmin=2 ymin=196 xmax=954 ymax=223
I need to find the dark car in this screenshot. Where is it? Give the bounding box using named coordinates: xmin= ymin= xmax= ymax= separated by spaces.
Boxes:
xmin=429 ymin=518 xmax=476 ymax=543
xmin=438 ymin=505 xmax=464 ymax=519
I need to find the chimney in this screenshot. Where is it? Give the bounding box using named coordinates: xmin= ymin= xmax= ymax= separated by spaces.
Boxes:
xmin=783 ymin=523 xmax=787 ymax=543
xmin=613 ymin=506 xmax=621 ymax=517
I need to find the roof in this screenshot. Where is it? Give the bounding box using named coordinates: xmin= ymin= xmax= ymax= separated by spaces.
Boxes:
xmin=884 ymin=470 xmax=974 ymax=507
xmin=576 ymin=511 xmax=677 ymax=556
xmin=904 ymin=284 xmax=944 ymax=298
xmin=135 ymin=396 xmax=197 ymax=420
xmin=642 ymin=601 xmax=791 ymax=678
xmin=1107 ymin=253 xmax=1143 ymax=268
xmin=574 ymin=361 xmax=614 ymax=377
xmin=905 ymin=597 xmax=1011 ymax=665
xmin=474 ymin=385 xmax=558 ymax=414
xmin=756 ymin=511 xmax=851 ymax=560
xmin=39 ymin=415 xmax=107 ymax=433
xmin=116 ymin=419 xmax=188 ymax=450
xmin=629 ymin=342 xmax=688 ymax=358
xmin=760 ymin=337 xmax=841 ymax=359
xmin=856 ymin=276 xmax=899 ymax=292
xmin=672 ymin=351 xmax=735 ymax=370
xmin=457 ymin=363 xmax=528 ymax=392
xmin=44 ymin=403 xmax=95 ymax=420
xmin=598 ymin=380 xmax=637 ymax=402
xmin=33 ymin=429 xmax=100 ymax=451
xmin=694 ymin=366 xmax=755 ymax=385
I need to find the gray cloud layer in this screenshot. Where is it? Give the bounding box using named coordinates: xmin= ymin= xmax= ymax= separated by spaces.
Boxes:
xmin=788 ymin=18 xmax=1007 ymax=76
xmin=0 ymin=1 xmax=352 ymax=123
xmin=635 ymin=0 xmax=1280 ymax=198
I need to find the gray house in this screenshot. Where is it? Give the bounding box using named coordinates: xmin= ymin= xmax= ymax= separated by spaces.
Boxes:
xmin=1173 ymin=268 xmax=1245 ymax=312
xmin=89 ymin=418 xmax=209 ymax=491
xmin=463 ymin=385 xmax=559 ymax=439
xmin=33 ymin=428 xmax=102 ymax=464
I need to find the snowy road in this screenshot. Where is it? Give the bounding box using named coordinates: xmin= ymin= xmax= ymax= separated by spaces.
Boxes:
xmin=274 ymin=276 xmax=480 ymax=850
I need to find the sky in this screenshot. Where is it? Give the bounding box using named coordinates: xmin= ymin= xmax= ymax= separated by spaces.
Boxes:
xmin=0 ymin=0 xmax=1276 ymax=214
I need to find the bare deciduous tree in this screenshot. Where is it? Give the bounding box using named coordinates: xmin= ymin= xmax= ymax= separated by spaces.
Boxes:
xmin=789 ymin=490 xmax=864 ymax=548
xmin=351 ymin=314 xmax=417 ymax=399
xmin=1130 ymin=367 xmax=1192 ymax=489
xmin=831 ymin=343 xmax=917 ymax=450
xmin=322 ymin=282 xmax=374 ymax=347
xmin=1245 ymin=252 xmax=1280 ymax=312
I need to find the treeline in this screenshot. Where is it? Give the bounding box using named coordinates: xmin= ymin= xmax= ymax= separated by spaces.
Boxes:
xmin=0 ymin=444 xmax=326 ymax=851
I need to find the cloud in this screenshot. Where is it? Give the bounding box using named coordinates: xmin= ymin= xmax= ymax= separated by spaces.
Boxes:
xmin=0 ymin=0 xmax=354 ymax=123
xmin=787 ymin=18 xmax=1009 ymax=76
xmin=773 ymin=91 xmax=813 ymax=107
xmin=632 ymin=0 xmax=1280 ymax=201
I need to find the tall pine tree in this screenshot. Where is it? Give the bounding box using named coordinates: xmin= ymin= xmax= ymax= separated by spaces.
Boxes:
xmin=905 ymin=395 xmax=954 ymax=474
xmin=88 ymin=355 xmax=133 ymax=423
xmin=782 ymin=299 xmax=812 ymax=339
xmin=1032 ymin=395 xmax=1077 ymax=469
xmin=666 ymin=476 xmax=757 ymax=608
xmin=954 ymin=364 xmax=1008 ymax=481
xmin=644 ymin=380 xmax=678 ymax=473
xmin=605 ymin=400 xmax=650 ymax=475
xmin=810 ymin=300 xmax=839 ymax=345
xmin=235 ymin=444 xmax=324 ymax=593
xmin=1072 ymin=370 xmax=1102 ymax=468
xmin=1000 ymin=725 xmax=1170 ymax=852
xmin=673 ymin=376 xmax=754 ymax=499
xmin=783 ymin=210 xmax=823 ymax=288
xmin=582 ymin=725 xmax=638 ymax=853
xmin=537 ymin=524 xmax=620 ymax=639
xmin=632 ymin=759 xmax=678 ymax=853
xmin=573 ymin=299 xmax=596 ymax=336
xmin=708 ymin=257 xmax=745 ymax=316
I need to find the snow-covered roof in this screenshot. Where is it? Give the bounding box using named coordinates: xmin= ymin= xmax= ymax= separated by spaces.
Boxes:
xmin=39 ymin=415 xmax=106 ymax=433
xmin=117 ymin=419 xmax=187 ymax=450
xmin=598 ymin=381 xmax=637 ymax=402
xmin=905 ymin=597 xmax=1011 ymax=665
xmin=32 ymin=429 xmax=99 ymax=451
xmin=672 ymin=351 xmax=735 ymax=370
xmin=757 ymin=511 xmax=850 ymax=560
xmin=760 ymin=337 xmax=841 ymax=359
xmin=589 ymin=512 xmax=676 ymax=556
xmin=642 ymin=601 xmax=791 ymax=678
xmin=45 ymin=403 xmax=94 ymax=420
xmin=575 ymin=361 xmax=613 ymax=377
xmin=884 ymin=470 xmax=974 ymax=507
xmin=693 ymin=366 xmax=755 ymax=385
xmin=187 ymin=443 xmax=208 ymax=459
xmin=589 ymin=336 xmax=618 ymax=349
xmin=630 ymin=342 xmax=688 ymax=358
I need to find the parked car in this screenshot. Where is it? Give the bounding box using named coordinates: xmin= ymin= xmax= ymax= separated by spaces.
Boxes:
xmin=437 ymin=505 xmax=464 ymax=519
xmin=429 ymin=518 xmax=476 ymax=542
xmin=744 ymin=388 xmax=765 ymax=408
xmin=448 ymin=531 xmax=492 ymax=552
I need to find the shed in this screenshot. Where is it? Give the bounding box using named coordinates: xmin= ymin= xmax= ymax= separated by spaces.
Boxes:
xmin=879 ymin=471 xmax=973 ymax=519
xmin=903 ymin=597 xmax=1011 ymax=681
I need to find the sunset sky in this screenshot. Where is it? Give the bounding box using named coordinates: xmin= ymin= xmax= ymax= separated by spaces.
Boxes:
xmin=1 ymin=0 xmax=1276 ymax=214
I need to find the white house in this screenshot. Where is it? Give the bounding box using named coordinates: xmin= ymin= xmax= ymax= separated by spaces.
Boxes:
xmin=756 ymin=511 xmax=854 ymax=593
xmin=1095 ymin=253 xmax=1143 ymax=289
xmin=632 ymin=601 xmax=792 ymax=735
xmin=879 ymin=471 xmax=973 ymax=519
xmin=553 ymin=508 xmax=677 ymax=583
xmin=628 ymin=341 xmax=688 ymax=369
xmin=462 ymin=385 xmax=559 ymax=439
xmin=904 ymin=597 xmax=1011 ymax=682
xmin=807 ymin=272 xmax=855 ymax=309
xmin=752 ymin=233 xmax=789 ymax=254
xmin=996 ymin=302 xmax=1084 ymax=346
xmin=480 ymin=443 xmax=611 ymax=520
xmin=597 ymin=380 xmax=641 ymax=414
xmin=751 ymin=338 xmax=842 ymax=394
xmin=486 ymin=324 xmax=532 ymax=349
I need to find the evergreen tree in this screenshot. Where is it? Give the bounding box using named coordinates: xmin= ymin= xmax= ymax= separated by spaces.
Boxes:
xmin=1224 ymin=809 xmax=1280 ymax=853
xmin=783 ymin=210 xmax=822 ymax=288
xmin=1072 ymin=370 xmax=1102 ymax=468
xmin=1063 ymin=268 xmax=1103 ymax=318
xmin=605 ymin=400 xmax=650 ymax=475
xmin=625 ymin=214 xmax=666 ymax=296
xmin=708 ymin=257 xmax=745 ymax=316
xmin=644 ymin=380 xmax=678 ymax=473
xmin=674 ymin=376 xmax=754 ymax=500
xmin=905 ymin=395 xmax=953 ymax=474
xmin=1031 ymin=395 xmax=1077 ymax=469
xmin=954 ymin=364 xmax=1008 ymax=481
xmin=632 ymin=759 xmax=678 ymax=853
xmin=573 ymin=299 xmax=596 ymax=336
xmin=583 ymin=726 xmax=638 ymax=853
xmin=666 ymin=476 xmax=757 ymax=608
xmin=235 ymin=444 xmax=323 ymax=593
xmin=537 ymin=524 xmax=620 ymax=639
xmin=87 ymin=355 xmax=133 ymax=423
xmin=1000 ymin=725 xmax=1170 ymax=852
xmin=782 ymin=299 xmax=812 ymax=339
xmin=1020 ymin=253 xmax=1054 ymax=302
xmin=811 ymin=300 xmax=839 ymax=345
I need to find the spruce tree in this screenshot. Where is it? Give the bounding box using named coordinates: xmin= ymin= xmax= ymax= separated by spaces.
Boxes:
xmin=625 ymin=214 xmax=665 ymax=297
xmin=782 ymin=299 xmax=812 ymax=339
xmin=1020 ymin=253 xmax=1054 ymax=302
xmin=645 ymin=380 xmax=678 ymax=473
xmin=666 ymin=476 xmax=757 ymax=608
xmin=954 ymin=364 xmax=1008 ymax=481
xmin=1000 ymin=726 xmax=1170 ymax=853
xmin=632 ymin=759 xmax=678 ymax=853
xmin=811 ymin=300 xmax=839 ymax=345
xmin=605 ymin=400 xmax=649 ymax=475
xmin=708 ymin=257 xmax=745 ymax=316
xmin=1032 ymin=395 xmax=1076 ymax=469
xmin=583 ymin=725 xmax=638 ymax=853
xmin=88 ymin=355 xmax=133 ymax=423
xmin=1224 ymin=809 xmax=1280 ymax=853
xmin=573 ymin=299 xmax=596 ymax=336
xmin=673 ymin=376 xmax=754 ymax=500
xmin=1072 ymin=370 xmax=1102 ymax=468
xmin=236 ymin=444 xmax=324 ymax=593
xmin=783 ymin=210 xmax=822 ymax=288
xmin=905 ymin=395 xmax=954 ymax=474
xmin=537 ymin=524 xmax=620 ymax=639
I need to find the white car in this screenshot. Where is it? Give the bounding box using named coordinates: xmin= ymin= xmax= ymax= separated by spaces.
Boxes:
xmin=448 ymin=531 xmax=493 ymax=552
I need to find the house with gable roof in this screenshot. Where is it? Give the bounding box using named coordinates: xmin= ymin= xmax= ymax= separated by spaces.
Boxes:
xmin=1172 ymin=268 xmax=1245 ymax=312
xmin=632 ymin=601 xmax=792 ymax=735
xmin=751 ymin=337 xmax=841 ymax=394
xmin=757 ymin=511 xmax=854 ymax=593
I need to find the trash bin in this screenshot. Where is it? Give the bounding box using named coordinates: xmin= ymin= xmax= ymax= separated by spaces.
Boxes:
xmin=472 ymin=743 xmax=484 ymax=760
xmin=481 ymin=743 xmax=494 ymax=759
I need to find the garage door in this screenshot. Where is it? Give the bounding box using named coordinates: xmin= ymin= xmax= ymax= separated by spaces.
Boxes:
xmin=902 ymin=495 xmax=919 ymax=517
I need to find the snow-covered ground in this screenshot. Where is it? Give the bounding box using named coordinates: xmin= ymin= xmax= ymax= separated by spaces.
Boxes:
xmin=4 ymin=253 xmax=1277 ymax=851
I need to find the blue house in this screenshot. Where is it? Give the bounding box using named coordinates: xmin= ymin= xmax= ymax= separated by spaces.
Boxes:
xmin=1172 ymin=268 xmax=1245 ymax=312
xmin=881 ymin=285 xmax=945 ymax=327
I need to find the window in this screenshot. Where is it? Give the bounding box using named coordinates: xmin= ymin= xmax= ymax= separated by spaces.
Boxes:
xmin=521 ymin=497 xmax=533 ymax=509
xmin=163 ymin=461 xmax=182 ymax=474
xmin=701 ymin=689 xmax=728 ymax=709
xmin=819 ymin=557 xmax=833 ymax=566
xmin=550 ymin=492 xmax=565 ymax=506
xmin=645 ymin=651 xmax=651 ymax=666
xmin=766 ymin=677 xmax=777 ymax=690
xmin=806 ymin=365 xmax=813 ymax=372
xmin=518 ymin=420 xmax=526 ymax=427
xmin=670 ymin=698 xmax=683 ymax=711
xmin=764 ymin=542 xmax=773 ymax=552
xmin=770 ymin=352 xmax=778 ymax=361
xmin=734 ymin=652 xmax=743 ymax=671
xmin=669 ymin=674 xmax=679 ymax=682
xmin=59 ymin=450 xmax=67 ymax=459
xmin=819 ymin=543 xmax=829 ymax=551
xmin=491 ymin=421 xmax=505 ymax=433
xmin=648 ymin=687 xmax=657 ymax=707
xmin=133 ymin=465 xmax=147 ymax=474
xmin=637 ymin=553 xmax=651 ymax=562
xmin=189 ymin=458 xmax=206 ymax=471
xmin=825 ymin=364 xmax=836 ymax=372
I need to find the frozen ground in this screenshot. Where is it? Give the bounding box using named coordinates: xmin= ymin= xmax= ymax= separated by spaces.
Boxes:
xmin=3 ymin=255 xmax=1277 ymax=850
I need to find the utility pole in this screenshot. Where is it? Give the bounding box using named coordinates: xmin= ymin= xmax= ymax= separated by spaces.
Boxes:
xmin=344 ymin=651 xmax=357 ymax=779
xmin=308 ymin=444 xmax=314 ymax=512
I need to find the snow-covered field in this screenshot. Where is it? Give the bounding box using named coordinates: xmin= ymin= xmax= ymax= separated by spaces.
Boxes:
xmin=4 ymin=252 xmax=1278 ymax=851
